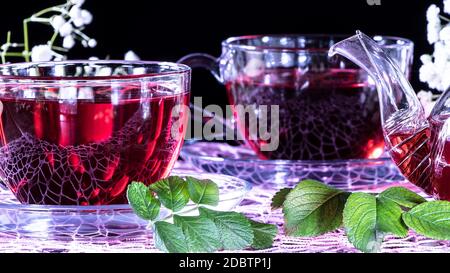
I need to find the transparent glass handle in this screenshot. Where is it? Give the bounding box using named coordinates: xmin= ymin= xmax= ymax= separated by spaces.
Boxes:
xmin=178 ymin=53 xmax=222 ymax=83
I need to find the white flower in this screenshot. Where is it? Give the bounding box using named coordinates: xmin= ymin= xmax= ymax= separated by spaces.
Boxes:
xmin=428 ymin=21 xmax=441 ymax=44
xmin=73 ymin=17 xmax=84 ymax=28
xmin=81 ymin=10 xmax=93 ymax=25
xmin=88 ymin=39 xmax=97 ymax=48
xmin=59 ymin=22 xmax=73 ymax=37
xmin=88 ymin=56 xmax=99 ymax=61
xmin=69 ymin=5 xmax=82 ymax=20
xmin=440 ymin=25 xmax=450 ymax=43
xmin=427 ymin=4 xmax=441 ymax=23
xmin=31 ymin=45 xmax=54 ymax=62
xmin=417 ymin=90 xmax=436 ymax=117
xmin=445 ymin=0 xmax=450 ymax=15
xmin=420 ymin=54 xmax=432 ymax=64
xmin=70 ymin=0 xmax=85 ymax=6
xmin=63 ymin=36 xmax=75 ymax=49
xmin=124 ymin=50 xmax=140 ymax=61
xmin=50 ymin=15 xmax=66 ymax=31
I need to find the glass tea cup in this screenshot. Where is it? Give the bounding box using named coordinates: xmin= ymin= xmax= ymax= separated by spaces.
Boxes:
xmin=180 ymin=34 xmax=413 ymax=160
xmin=0 ymin=61 xmax=191 ymax=205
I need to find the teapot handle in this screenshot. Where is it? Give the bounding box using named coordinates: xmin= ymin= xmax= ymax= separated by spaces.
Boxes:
xmin=177 ymin=53 xmax=223 ymax=83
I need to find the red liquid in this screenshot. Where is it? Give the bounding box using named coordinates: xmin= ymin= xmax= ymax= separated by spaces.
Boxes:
xmin=226 ymin=68 xmax=384 ymax=160
xmin=0 ymin=91 xmax=189 ymax=205
xmin=387 ymin=115 xmax=450 ymax=200
xmin=387 ymin=127 xmax=432 ymax=193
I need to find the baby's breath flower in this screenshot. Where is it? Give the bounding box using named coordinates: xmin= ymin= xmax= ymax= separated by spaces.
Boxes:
xmin=427 ymin=4 xmax=441 ymax=23
xmin=73 ymin=17 xmax=84 ymax=27
xmin=69 ymin=5 xmax=82 ymax=19
xmin=445 ymin=0 xmax=450 ymax=14
xmin=88 ymin=39 xmax=97 ymax=48
xmin=0 ymin=1 xmax=96 ymax=64
xmin=50 ymin=15 xmax=66 ymax=31
xmin=420 ymin=54 xmax=433 ymax=64
xmin=59 ymin=22 xmax=73 ymax=37
xmin=63 ymin=36 xmax=75 ymax=49
xmin=31 ymin=45 xmax=54 ymax=62
xmin=428 ymin=21 xmax=441 ymax=44
xmin=70 ymin=0 xmax=85 ymax=6
xmin=81 ymin=10 xmax=93 ymax=25
xmin=440 ymin=25 xmax=450 ymax=43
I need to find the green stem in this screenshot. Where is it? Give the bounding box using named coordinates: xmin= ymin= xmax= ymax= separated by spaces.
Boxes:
xmin=73 ymin=29 xmax=90 ymax=41
xmin=22 ymin=19 xmax=30 ymax=62
xmin=440 ymin=15 xmax=450 ymax=23
xmin=48 ymin=31 xmax=59 ymax=47
xmin=31 ymin=6 xmax=68 ymax=18
xmin=51 ymin=45 xmax=69 ymax=52
xmin=2 ymin=52 xmax=27 ymax=57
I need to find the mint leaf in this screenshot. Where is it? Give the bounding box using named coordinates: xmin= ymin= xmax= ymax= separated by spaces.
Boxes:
xmin=402 ymin=201 xmax=450 ymax=240
xmin=199 ymin=207 xmax=253 ymax=250
xmin=378 ymin=187 xmax=426 ymax=208
xmin=186 ymin=176 xmax=219 ymax=206
xmin=283 ymin=180 xmax=349 ymax=236
xmin=376 ymin=198 xmax=408 ymax=238
xmin=149 ymin=176 xmax=189 ymax=212
xmin=343 ymin=192 xmax=383 ymax=253
xmin=249 ymin=220 xmax=277 ymax=250
xmin=173 ymin=214 xmax=221 ymax=252
xmin=271 ymin=188 xmax=291 ymax=210
xmin=154 ymin=221 xmax=189 ymax=253
xmin=126 ymin=182 xmax=160 ymax=221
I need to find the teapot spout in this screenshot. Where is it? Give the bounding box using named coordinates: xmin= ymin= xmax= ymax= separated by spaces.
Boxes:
xmin=330 ymin=31 xmax=433 ymax=194
xmin=329 ymin=31 xmax=425 ymax=128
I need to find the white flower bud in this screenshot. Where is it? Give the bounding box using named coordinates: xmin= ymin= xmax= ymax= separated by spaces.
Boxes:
xmin=70 ymin=0 xmax=85 ymax=5
xmin=124 ymin=50 xmax=140 ymax=61
xmin=440 ymin=25 xmax=450 ymax=42
xmin=63 ymin=36 xmax=75 ymax=49
xmin=31 ymin=45 xmax=54 ymax=62
xmin=427 ymin=4 xmax=441 ymax=24
xmin=81 ymin=10 xmax=93 ymax=25
xmin=69 ymin=6 xmax=82 ymax=20
xmin=73 ymin=17 xmax=84 ymax=27
xmin=50 ymin=15 xmax=66 ymax=31
xmin=88 ymin=56 xmax=99 ymax=61
xmin=59 ymin=22 xmax=73 ymax=37
xmin=427 ymin=21 xmax=441 ymax=44
xmin=445 ymin=0 xmax=450 ymax=15
xmin=88 ymin=39 xmax=97 ymax=48
xmin=81 ymin=40 xmax=88 ymax=47
xmin=420 ymin=54 xmax=432 ymax=64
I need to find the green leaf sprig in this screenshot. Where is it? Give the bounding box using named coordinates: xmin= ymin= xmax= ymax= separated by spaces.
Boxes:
xmin=127 ymin=176 xmax=277 ymax=253
xmin=272 ymin=179 xmax=450 ymax=253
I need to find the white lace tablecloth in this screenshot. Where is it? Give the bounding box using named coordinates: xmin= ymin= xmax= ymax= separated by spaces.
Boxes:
xmin=0 ymin=160 xmax=449 ymax=253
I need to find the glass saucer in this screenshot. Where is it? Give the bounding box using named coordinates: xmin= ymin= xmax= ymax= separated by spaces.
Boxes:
xmin=180 ymin=141 xmax=407 ymax=188
xmin=0 ymin=170 xmax=251 ymax=240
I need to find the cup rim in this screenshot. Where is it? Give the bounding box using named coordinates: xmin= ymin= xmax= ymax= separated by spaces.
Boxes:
xmin=0 ymin=60 xmax=191 ymax=82
xmin=222 ymin=33 xmax=414 ymax=53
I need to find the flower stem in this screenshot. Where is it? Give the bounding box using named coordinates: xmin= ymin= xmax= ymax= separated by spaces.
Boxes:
xmin=22 ymin=19 xmax=30 ymax=62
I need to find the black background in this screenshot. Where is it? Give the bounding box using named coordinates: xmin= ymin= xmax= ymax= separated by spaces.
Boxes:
xmin=0 ymin=0 xmax=436 ymax=105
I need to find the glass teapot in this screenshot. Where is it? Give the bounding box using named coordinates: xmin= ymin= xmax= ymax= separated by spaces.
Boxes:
xmin=329 ymin=31 xmax=450 ymax=200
